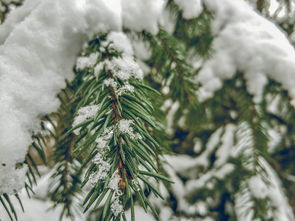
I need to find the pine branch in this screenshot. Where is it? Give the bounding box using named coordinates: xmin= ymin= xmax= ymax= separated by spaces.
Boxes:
xmin=141 ymin=29 xmax=198 ymax=107
xmin=167 ymin=0 xmax=214 ymax=58
xmin=69 ymin=33 xmax=169 ymax=220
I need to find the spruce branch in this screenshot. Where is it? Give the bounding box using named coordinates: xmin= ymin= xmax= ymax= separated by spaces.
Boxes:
xmin=141 ymin=29 xmax=198 ymax=107
xmin=70 ymin=32 xmax=169 ymax=220
xmin=167 ymin=0 xmax=214 ymax=58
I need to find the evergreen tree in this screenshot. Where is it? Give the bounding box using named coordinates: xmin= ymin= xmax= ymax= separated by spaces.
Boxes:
xmin=0 ymin=0 xmax=294 ymax=220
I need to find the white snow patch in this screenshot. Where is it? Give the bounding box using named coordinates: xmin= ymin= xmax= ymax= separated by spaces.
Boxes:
xmin=107 ymin=31 xmax=134 ymax=55
xmin=104 ymin=78 xmax=118 ymax=89
xmin=90 ymin=153 xmax=111 ymax=185
xmin=105 ymin=55 xmax=144 ymax=80
xmin=0 ymin=0 xmax=121 ymax=194
xmin=174 ymin=0 xmax=203 ymax=19
xmin=236 ymin=158 xmax=294 ymax=221
xmin=0 ymin=0 xmax=166 ymax=198
xmin=215 ymin=124 xmax=236 ymax=167
xmin=0 ymin=0 xmax=41 ymax=44
xmin=76 ymin=52 xmax=99 ymax=70
xmin=259 ymin=158 xmax=295 ymax=221
xmin=198 ymin=0 xmax=295 ymax=105
xmin=185 ymin=163 xmax=235 ymax=191
xmin=72 ymin=105 xmax=100 ymax=134
xmin=118 ymin=119 xmax=142 ymax=139
xmin=117 ymin=84 xmax=135 ymax=96
xmin=121 ymin=0 xmax=165 ymax=34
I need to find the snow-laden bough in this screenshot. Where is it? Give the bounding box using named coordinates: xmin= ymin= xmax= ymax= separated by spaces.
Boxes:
xmin=197 ymin=0 xmax=295 ymax=105
xmin=0 ymin=0 xmax=164 ymax=194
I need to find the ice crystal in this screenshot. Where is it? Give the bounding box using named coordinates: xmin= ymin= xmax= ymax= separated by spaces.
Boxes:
xmin=118 ymin=119 xmax=134 ymax=133
xmin=104 ymin=78 xmax=118 ymax=89
xmin=72 ymin=105 xmax=100 ymax=135
xmin=117 ymin=84 xmax=135 ymax=96
xmin=118 ymin=119 xmax=142 ymax=139
xmin=110 ymin=198 xmax=123 ymax=217
xmin=95 ymin=126 xmax=114 ymax=149
xmin=105 ymin=55 xmax=143 ymax=80
xmin=76 ymin=52 xmax=99 ymax=70
xmin=109 ymin=172 xmax=124 ymax=216
xmin=92 ymin=153 xmax=103 ymax=165
xmin=90 ymin=152 xmax=111 ymax=185
xmin=106 ymin=32 xmax=134 ymax=55
xmin=95 ymin=137 xmax=108 ymax=149
xmin=108 ymin=172 xmax=121 ymax=191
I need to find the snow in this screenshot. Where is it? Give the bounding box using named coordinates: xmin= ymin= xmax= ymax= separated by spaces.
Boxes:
xmin=185 ymin=163 xmax=235 ymax=191
xmin=121 ymin=0 xmax=165 ymax=35
xmin=233 ymin=122 xmax=258 ymax=171
xmin=104 ymin=78 xmax=118 ymax=89
xmin=198 ymin=0 xmax=295 ymax=105
xmin=108 ymin=172 xmax=121 ymax=191
xmin=236 ymin=158 xmax=294 ymax=221
xmin=165 ymin=101 xmax=180 ymax=135
xmin=131 ymin=178 xmax=141 ymax=191
xmin=164 ymin=163 xmax=194 ymax=214
xmin=0 ymin=0 xmax=163 ymax=194
xmin=1 ymin=197 xmax=79 ymax=221
xmin=248 ymin=175 xmax=268 ymax=199
xmin=94 ymin=62 xmax=104 ymax=77
xmin=90 ymin=153 xmax=111 ymax=185
xmin=0 ymin=0 xmax=105 ymax=194
xmin=255 ymin=158 xmax=294 ymax=221
xmin=174 ymin=0 xmax=203 ymax=19
xmin=0 ymin=173 xmax=155 ymax=221
xmin=0 ymin=194 xmax=155 ymax=221
xmin=105 ymin=55 xmax=144 ymax=80
xmin=215 ymin=124 xmax=235 ymax=167
xmin=118 ymin=119 xmax=142 ymax=139
xmin=1 ymin=0 xmax=294 ymax=219
xmin=111 ymin=197 xmax=123 ymax=216
xmin=118 ymin=119 xmax=134 ymax=134
xmin=125 ymin=206 xmax=156 ymax=221
xmin=165 ymin=127 xmax=226 ymax=176
xmin=194 ymin=127 xmax=223 ymax=168
xmin=131 ymin=36 xmax=152 ymax=61
xmin=0 ymin=164 xmax=27 ymax=194
xmin=107 ymin=32 xmax=134 ymax=55
xmin=117 ymin=84 xmax=135 ymax=96
xmin=76 ymin=52 xmax=99 ymax=70
xmin=72 ymin=105 xmax=100 ymax=134
xmin=165 ymin=120 xmax=294 ymax=220
xmin=164 ymin=152 xmax=235 ymax=216
xmin=89 ymin=32 xmax=144 ymax=81
xmin=0 ymin=171 xmax=82 ymax=221
xmin=0 ymin=0 xmax=41 ymax=44
xmin=108 ymin=172 xmax=123 ymax=216
xmin=95 ymin=126 xmax=114 ymax=149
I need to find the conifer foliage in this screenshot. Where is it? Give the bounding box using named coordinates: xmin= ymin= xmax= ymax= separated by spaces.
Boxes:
xmin=0 ymin=0 xmax=295 ymax=221
xmin=70 ymin=33 xmax=168 ymax=220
